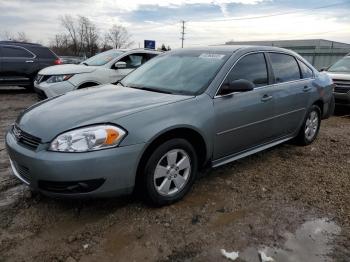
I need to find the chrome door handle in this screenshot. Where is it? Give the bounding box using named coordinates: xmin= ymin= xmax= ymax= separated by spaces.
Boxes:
xmin=261 ymin=94 xmax=273 ymax=102
xmin=25 ymin=60 xmax=34 ymax=63
xmin=303 ymin=86 xmax=312 ymax=92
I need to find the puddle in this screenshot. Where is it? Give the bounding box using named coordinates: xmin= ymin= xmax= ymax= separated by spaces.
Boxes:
xmin=0 ymin=185 xmax=27 ymax=209
xmin=239 ymin=218 xmax=341 ymax=262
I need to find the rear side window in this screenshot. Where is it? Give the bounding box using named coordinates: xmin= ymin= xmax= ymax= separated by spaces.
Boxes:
xmin=28 ymin=46 xmax=57 ymax=59
xmin=2 ymin=46 xmax=33 ymax=58
xmin=226 ymin=53 xmax=268 ymax=87
xmin=299 ymin=61 xmax=313 ymax=78
xmin=269 ymin=53 xmax=301 ymax=83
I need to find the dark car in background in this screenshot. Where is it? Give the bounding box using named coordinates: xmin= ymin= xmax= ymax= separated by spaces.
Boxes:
xmin=0 ymin=41 xmax=61 ymax=89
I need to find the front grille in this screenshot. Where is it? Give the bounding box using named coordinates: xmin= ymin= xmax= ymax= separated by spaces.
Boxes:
xmin=10 ymin=159 xmax=31 ymax=184
xmin=14 ymin=162 xmax=31 ymax=182
xmin=38 ymin=179 xmax=105 ymax=194
xmin=333 ymin=79 xmax=350 ymax=94
xmin=12 ymin=125 xmax=41 ymax=150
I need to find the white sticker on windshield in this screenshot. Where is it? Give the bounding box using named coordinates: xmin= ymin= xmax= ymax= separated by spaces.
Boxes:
xmin=199 ymin=53 xmax=225 ymax=59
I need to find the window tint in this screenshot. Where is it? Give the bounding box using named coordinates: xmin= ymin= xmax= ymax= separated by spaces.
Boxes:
xmin=299 ymin=61 xmax=313 ymax=78
xmin=269 ymin=53 xmax=301 ymax=83
xmin=226 ymin=53 xmax=268 ymax=87
xmin=2 ymin=46 xmax=33 ymax=58
xmin=28 ymin=46 xmax=57 ymax=59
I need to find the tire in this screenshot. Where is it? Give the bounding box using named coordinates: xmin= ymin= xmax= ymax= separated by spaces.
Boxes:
xmin=142 ymin=138 xmax=198 ymax=206
xmin=295 ymin=105 xmax=321 ymax=146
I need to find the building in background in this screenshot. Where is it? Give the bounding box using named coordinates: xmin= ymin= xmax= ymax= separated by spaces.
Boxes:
xmin=225 ymin=39 xmax=350 ymax=70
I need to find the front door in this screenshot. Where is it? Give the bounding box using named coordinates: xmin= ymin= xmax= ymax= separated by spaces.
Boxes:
xmin=213 ymin=52 xmax=276 ymax=160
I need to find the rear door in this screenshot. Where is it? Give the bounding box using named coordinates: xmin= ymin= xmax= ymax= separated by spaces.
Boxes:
xmin=267 ymin=52 xmax=312 ymax=136
xmin=1 ymin=45 xmax=36 ymax=86
xmin=213 ymin=52 xmax=277 ymax=160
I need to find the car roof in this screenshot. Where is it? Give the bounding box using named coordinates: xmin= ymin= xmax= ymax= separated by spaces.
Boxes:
xmin=0 ymin=41 xmax=43 ymax=47
xmin=174 ymin=45 xmax=296 ymax=53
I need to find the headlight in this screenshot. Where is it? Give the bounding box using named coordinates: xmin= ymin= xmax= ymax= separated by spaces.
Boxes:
xmin=46 ymin=74 xmax=74 ymax=83
xmin=49 ymin=125 xmax=126 ymax=152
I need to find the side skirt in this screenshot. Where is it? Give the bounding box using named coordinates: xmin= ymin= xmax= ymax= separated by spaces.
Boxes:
xmin=212 ymin=136 xmax=294 ymax=168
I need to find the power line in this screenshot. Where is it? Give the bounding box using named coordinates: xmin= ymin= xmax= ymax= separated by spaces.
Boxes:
xmin=180 ymin=20 xmax=186 ymax=48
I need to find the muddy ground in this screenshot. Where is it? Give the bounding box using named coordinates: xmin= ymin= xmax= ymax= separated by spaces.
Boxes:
xmin=0 ymin=87 xmax=349 ymax=262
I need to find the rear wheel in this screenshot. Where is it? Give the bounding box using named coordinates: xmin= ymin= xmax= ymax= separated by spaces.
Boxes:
xmin=295 ymin=105 xmax=321 ymax=145
xmin=143 ymin=139 xmax=198 ymax=206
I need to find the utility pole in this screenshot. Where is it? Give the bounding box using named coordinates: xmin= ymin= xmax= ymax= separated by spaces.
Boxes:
xmin=180 ymin=20 xmax=186 ymax=48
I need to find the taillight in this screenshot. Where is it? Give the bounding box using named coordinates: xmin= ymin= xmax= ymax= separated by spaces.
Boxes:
xmin=54 ymin=59 xmax=62 ymax=65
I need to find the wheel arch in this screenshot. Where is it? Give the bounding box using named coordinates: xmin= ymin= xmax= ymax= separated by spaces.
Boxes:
xmin=135 ymin=126 xmax=209 ymax=188
xmin=77 ymin=81 xmax=101 ymax=89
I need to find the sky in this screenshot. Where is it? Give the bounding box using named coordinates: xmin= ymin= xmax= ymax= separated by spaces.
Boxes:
xmin=1 ymin=0 xmax=350 ymax=49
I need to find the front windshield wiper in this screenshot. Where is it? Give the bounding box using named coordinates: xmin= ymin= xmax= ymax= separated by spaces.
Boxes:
xmin=127 ymin=85 xmax=173 ymax=94
xmin=114 ymin=80 xmax=125 ymax=86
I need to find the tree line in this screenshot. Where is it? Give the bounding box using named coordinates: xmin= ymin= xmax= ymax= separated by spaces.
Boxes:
xmin=1 ymin=15 xmax=171 ymax=57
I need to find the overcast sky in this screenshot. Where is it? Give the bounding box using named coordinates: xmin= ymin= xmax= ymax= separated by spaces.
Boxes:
xmin=1 ymin=0 xmax=350 ymax=49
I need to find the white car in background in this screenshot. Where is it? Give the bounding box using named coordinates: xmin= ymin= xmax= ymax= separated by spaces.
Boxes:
xmin=34 ymin=49 xmax=161 ymax=98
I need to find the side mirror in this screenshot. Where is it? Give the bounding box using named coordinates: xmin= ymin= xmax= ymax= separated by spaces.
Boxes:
xmin=220 ymin=79 xmax=255 ymax=96
xmin=115 ymin=61 xmax=127 ymax=69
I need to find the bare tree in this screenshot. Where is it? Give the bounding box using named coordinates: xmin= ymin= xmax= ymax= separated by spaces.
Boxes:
xmin=58 ymin=15 xmax=99 ymax=57
xmin=106 ymin=25 xmax=133 ymax=49
xmin=60 ymin=15 xmax=80 ymax=55
xmin=0 ymin=31 xmax=30 ymax=42
xmin=78 ymin=16 xmax=99 ymax=57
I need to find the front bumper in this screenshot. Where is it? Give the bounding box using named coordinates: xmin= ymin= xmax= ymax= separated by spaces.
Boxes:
xmin=334 ymin=91 xmax=350 ymax=105
xmin=34 ymin=80 xmax=76 ymax=99
xmin=5 ymin=131 xmax=145 ymax=198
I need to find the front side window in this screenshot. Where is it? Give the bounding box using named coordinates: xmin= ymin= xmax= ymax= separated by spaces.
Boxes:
xmin=269 ymin=53 xmax=301 ymax=83
xmin=225 ymin=53 xmax=268 ymax=88
xmin=118 ymin=53 xmax=147 ymax=69
xmin=299 ymin=60 xmax=314 ymax=78
xmin=121 ymin=51 xmax=231 ymax=95
xmin=2 ymin=46 xmax=33 ymax=58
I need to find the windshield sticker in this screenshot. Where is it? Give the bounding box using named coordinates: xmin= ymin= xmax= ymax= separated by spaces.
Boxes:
xmin=199 ymin=53 xmax=225 ymax=59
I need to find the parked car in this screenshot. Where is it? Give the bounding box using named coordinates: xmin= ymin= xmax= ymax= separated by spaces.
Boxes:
xmin=322 ymin=55 xmax=350 ymax=105
xmin=34 ymin=49 xmax=161 ymax=99
xmin=6 ymin=46 xmax=334 ymax=206
xmin=0 ymin=41 xmax=61 ymax=88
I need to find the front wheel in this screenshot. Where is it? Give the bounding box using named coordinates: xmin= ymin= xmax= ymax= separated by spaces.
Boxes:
xmin=295 ymin=105 xmax=321 ymax=145
xmin=143 ymin=139 xmax=198 ymax=206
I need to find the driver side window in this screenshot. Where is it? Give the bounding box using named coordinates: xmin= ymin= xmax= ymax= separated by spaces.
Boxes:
xmin=115 ymin=53 xmax=150 ymax=69
xmin=219 ymin=53 xmax=268 ymax=95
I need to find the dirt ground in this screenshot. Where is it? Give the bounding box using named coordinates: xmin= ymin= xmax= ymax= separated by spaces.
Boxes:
xmin=0 ymin=87 xmax=349 ymax=262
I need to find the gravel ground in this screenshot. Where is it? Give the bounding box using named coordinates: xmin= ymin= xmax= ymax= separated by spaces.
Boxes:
xmin=0 ymin=87 xmax=349 ymax=262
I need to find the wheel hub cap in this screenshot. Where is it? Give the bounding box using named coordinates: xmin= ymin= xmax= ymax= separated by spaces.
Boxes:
xmin=153 ymin=149 xmax=191 ymax=196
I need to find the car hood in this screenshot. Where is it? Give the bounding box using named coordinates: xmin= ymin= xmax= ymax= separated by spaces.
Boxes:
xmin=39 ymin=64 xmax=99 ymax=75
xmin=17 ymin=85 xmax=193 ymax=142
xmin=326 ymin=72 xmax=350 ymax=80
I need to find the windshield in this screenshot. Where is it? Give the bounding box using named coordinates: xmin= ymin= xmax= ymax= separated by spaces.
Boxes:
xmin=121 ymin=50 xmax=231 ymax=95
xmin=328 ymin=56 xmax=350 ymax=73
xmin=82 ymin=49 xmax=124 ymax=66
